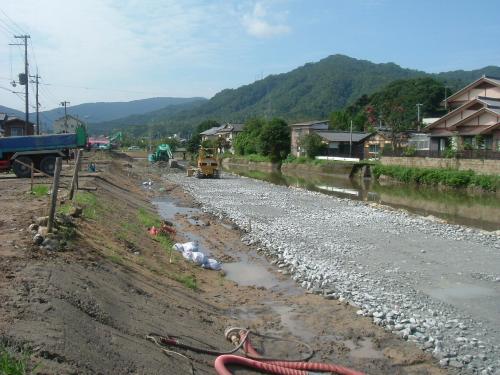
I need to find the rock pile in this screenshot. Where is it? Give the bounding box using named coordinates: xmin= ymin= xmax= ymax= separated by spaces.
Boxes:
xmin=167 ymin=173 xmax=500 ymax=374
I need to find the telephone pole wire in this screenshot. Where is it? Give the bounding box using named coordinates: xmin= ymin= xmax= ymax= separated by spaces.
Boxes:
xmin=10 ymin=34 xmax=30 ymax=134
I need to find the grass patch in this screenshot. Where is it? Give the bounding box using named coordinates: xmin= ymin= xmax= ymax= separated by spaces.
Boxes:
xmin=234 ymin=154 xmax=272 ymax=163
xmin=373 ymin=164 xmax=500 ymax=192
xmin=31 ymin=185 xmax=49 ymax=197
xmin=172 ymin=274 xmax=197 ymax=290
xmin=107 ymin=254 xmax=123 ymax=264
xmin=0 ymin=346 xmax=29 ymax=375
xmin=137 ymin=208 xmax=161 ymax=228
xmin=57 ymin=192 xmax=100 ymax=220
xmin=74 ymin=192 xmax=99 ymax=219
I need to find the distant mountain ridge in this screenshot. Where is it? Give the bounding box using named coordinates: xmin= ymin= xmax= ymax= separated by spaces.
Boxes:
xmin=0 ymin=97 xmax=207 ymax=132
xmin=0 ymin=105 xmax=24 ymax=118
xmin=90 ymin=55 xmax=500 ymax=136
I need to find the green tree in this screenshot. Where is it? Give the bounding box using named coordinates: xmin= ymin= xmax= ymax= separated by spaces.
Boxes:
xmin=298 ymin=133 xmax=326 ymax=158
xmin=258 ymin=118 xmax=290 ymax=161
xmin=187 ymin=120 xmax=220 ymax=153
xmin=233 ymin=118 xmax=266 ymax=155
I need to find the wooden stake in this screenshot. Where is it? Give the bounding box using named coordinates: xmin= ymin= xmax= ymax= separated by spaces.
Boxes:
xmin=47 ymin=157 xmax=62 ymax=233
xmin=69 ymin=150 xmax=82 ymax=200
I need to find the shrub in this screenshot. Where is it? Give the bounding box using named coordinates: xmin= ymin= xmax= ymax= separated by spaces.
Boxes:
xmin=443 ymin=147 xmax=457 ymax=159
xmin=373 ymin=165 xmax=498 ymax=191
xmin=402 ymin=146 xmax=416 ymax=157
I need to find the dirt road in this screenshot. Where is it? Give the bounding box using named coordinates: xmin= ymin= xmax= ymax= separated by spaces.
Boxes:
xmin=0 ymin=153 xmax=445 ymax=374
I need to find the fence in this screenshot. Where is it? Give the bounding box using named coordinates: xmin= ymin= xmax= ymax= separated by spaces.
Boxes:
xmin=12 ymin=150 xmax=83 ymax=233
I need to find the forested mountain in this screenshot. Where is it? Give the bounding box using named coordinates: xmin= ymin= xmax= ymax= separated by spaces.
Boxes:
xmin=0 ymin=105 xmax=24 ymax=118
xmin=39 ymin=97 xmax=206 ymax=126
xmin=329 ymin=77 xmax=447 ymax=131
xmin=87 ymin=55 xmax=500 ymax=136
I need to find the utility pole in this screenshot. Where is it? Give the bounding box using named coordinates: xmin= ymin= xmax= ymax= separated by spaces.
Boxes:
xmin=30 ymin=73 xmax=40 ymax=134
xmin=10 ymin=35 xmax=30 ymax=134
xmin=61 ymin=101 xmax=70 ymax=132
xmin=416 ymin=103 xmax=423 ymax=131
xmin=349 ymin=119 xmax=353 ymax=157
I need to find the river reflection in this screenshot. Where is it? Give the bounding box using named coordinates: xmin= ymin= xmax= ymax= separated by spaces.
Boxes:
xmin=224 ymin=166 xmax=500 ymax=231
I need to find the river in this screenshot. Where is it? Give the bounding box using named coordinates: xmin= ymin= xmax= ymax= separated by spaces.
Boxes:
xmin=223 ymin=165 xmax=500 ymax=231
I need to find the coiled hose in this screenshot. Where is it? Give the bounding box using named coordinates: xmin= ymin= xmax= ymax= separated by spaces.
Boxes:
xmin=147 ymin=329 xmax=366 ymax=375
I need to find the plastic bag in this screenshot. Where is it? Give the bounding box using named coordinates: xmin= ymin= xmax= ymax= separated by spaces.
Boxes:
xmin=182 ymin=241 xmax=199 ymax=252
xmin=203 ymin=258 xmax=222 ymax=271
xmin=191 ymin=251 xmax=207 ymax=266
xmin=172 ymin=243 xmax=184 ymax=252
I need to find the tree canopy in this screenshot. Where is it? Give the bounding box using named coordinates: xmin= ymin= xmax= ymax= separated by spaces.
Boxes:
xmin=234 ymin=117 xmax=290 ymax=161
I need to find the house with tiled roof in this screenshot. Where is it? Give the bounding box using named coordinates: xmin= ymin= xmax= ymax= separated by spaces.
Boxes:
xmin=425 ymin=76 xmax=500 ymax=153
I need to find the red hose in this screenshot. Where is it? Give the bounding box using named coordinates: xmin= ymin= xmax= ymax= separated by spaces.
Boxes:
xmin=214 ymin=333 xmax=366 ymax=375
xmin=215 ymin=356 xmax=308 ymax=375
xmin=215 ymin=354 xmax=366 ymax=375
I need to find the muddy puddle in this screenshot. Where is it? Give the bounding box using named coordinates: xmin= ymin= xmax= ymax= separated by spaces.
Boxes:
xmin=152 ymin=196 xmax=198 ymax=220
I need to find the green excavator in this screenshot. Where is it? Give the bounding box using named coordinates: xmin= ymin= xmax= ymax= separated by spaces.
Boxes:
xmin=148 ymin=144 xmax=173 ymax=163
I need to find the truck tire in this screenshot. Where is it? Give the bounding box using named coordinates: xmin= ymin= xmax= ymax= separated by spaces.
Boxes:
xmin=40 ymin=156 xmax=57 ymax=176
xmin=12 ymin=156 xmax=33 ymax=178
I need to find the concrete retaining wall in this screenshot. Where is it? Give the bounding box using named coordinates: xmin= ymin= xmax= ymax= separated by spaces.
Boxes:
xmin=221 ymin=158 xmax=280 ymax=172
xmin=281 ymin=162 xmax=356 ymax=177
xmin=381 ymin=157 xmax=500 ymax=176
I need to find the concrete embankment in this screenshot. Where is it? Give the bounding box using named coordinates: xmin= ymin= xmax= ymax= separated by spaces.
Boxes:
xmin=221 ymin=157 xmax=280 ymax=172
xmin=381 ymin=156 xmax=500 ymax=176
xmin=168 ymin=172 xmax=500 ymax=374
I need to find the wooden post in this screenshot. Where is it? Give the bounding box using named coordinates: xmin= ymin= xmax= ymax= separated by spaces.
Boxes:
xmin=47 ymin=157 xmax=62 ymax=233
xmin=69 ymin=150 xmax=82 ymax=200
xmin=30 ymin=161 xmax=34 ymax=192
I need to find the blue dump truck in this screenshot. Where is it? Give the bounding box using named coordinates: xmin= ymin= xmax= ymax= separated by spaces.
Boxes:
xmin=0 ymin=126 xmax=87 ymax=178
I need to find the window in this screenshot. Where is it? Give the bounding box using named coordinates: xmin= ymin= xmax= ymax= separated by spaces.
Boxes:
xmin=10 ymin=127 xmax=24 ymax=136
xmin=483 ymin=136 xmax=493 ymax=150
xmin=368 ymin=144 xmax=380 ymax=154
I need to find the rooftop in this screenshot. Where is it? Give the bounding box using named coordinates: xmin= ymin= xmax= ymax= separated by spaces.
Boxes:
xmin=316 ymin=131 xmax=373 ymax=143
xmin=290 ymin=120 xmax=329 ymax=127
xmin=200 ymin=125 xmax=225 ymax=136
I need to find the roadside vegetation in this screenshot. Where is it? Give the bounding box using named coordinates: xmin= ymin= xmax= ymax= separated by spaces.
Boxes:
xmin=0 ymin=346 xmax=31 ymax=375
xmin=30 ymin=185 xmax=49 ymax=197
xmin=373 ymin=164 xmax=500 ymax=191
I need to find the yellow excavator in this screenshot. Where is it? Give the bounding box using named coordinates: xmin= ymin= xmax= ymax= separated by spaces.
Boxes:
xmin=189 ymin=147 xmax=220 ymax=178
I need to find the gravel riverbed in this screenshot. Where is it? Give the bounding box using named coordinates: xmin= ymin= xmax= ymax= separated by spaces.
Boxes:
xmin=166 ymin=172 xmax=500 ymax=374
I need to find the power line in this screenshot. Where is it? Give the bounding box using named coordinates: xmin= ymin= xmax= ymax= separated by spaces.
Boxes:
xmin=0 ymin=9 xmax=27 ymax=35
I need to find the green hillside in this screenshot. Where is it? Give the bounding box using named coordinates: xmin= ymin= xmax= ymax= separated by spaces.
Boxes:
xmin=90 ymin=55 xmax=500 ymax=136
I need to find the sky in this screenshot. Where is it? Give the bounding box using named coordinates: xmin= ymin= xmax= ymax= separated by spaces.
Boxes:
xmin=0 ymin=0 xmax=499 ymax=112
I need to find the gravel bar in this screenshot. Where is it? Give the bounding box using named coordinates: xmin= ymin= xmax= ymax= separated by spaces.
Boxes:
xmin=166 ymin=172 xmax=500 ymax=374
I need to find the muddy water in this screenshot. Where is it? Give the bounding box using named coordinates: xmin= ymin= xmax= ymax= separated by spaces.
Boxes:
xmin=224 ymin=166 xmax=500 ymax=231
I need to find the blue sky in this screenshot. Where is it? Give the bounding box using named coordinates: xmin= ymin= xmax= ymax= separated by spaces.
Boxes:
xmin=0 ymin=0 xmax=499 ymax=111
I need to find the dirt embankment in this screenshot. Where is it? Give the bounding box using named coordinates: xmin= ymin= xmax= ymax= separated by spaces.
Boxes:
xmin=0 ymin=153 xmax=445 ymax=374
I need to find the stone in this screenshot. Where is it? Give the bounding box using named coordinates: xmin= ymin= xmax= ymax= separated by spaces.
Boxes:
xmin=35 ymin=216 xmax=49 ymax=226
xmin=449 ymin=359 xmax=463 ymax=368
xmin=33 ymin=234 xmax=44 ymax=245
xmin=439 ymin=358 xmax=449 ymax=367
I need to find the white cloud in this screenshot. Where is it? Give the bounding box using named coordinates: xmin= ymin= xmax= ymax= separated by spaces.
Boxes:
xmin=0 ymin=0 xmax=243 ymax=110
xmin=242 ymin=1 xmax=291 ymax=38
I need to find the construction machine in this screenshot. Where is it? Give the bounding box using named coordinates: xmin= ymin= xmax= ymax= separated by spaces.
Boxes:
xmin=193 ymin=147 xmax=220 ymax=178
xmin=148 ymin=144 xmax=173 ymax=163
